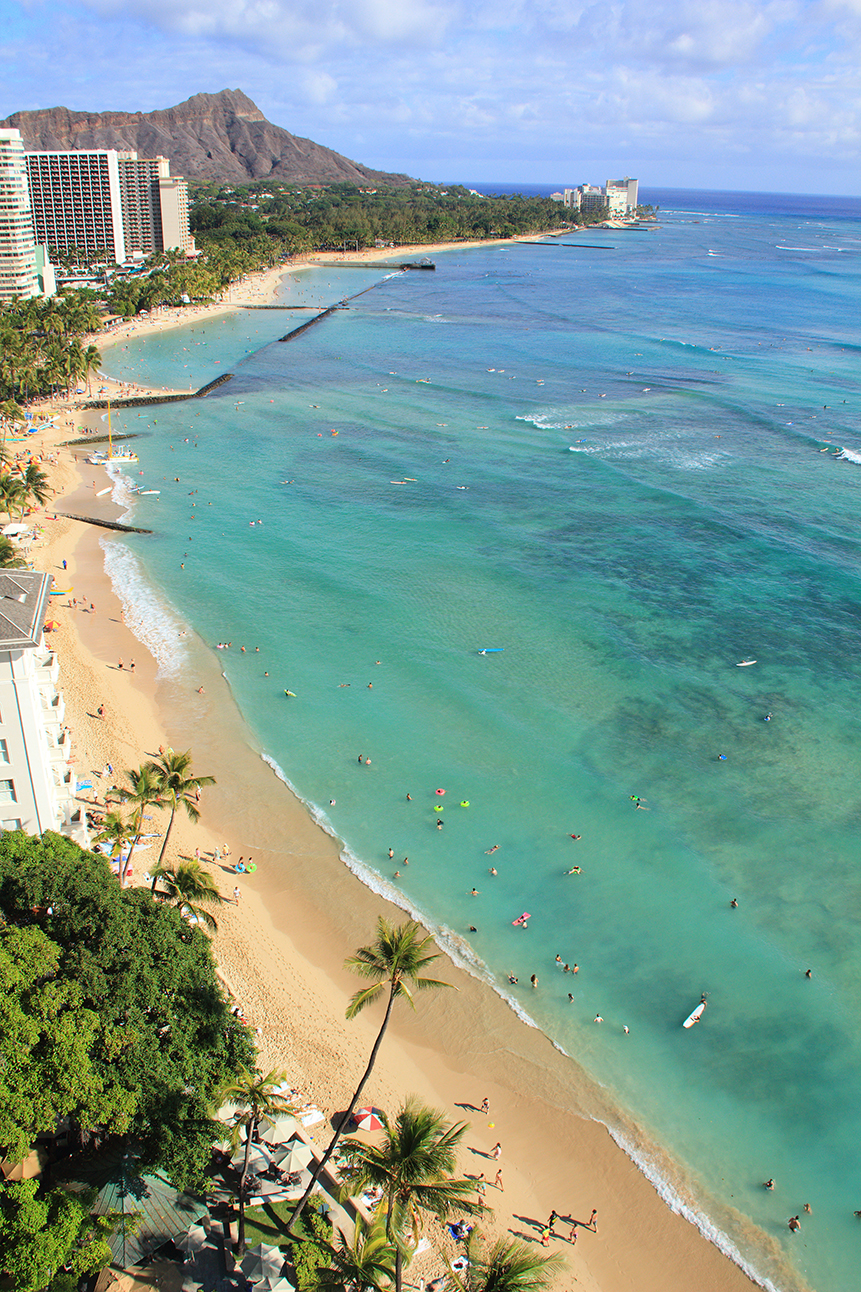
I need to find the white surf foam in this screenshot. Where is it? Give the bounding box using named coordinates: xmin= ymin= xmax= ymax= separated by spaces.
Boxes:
xmin=601 ymin=1122 xmax=784 ymax=1292
xmin=836 ymin=447 xmax=861 ymax=464
xmin=100 ymin=541 xmax=190 ymax=680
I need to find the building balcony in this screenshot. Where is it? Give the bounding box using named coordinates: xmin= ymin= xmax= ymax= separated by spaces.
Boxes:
xmin=35 ymin=651 xmax=59 ymax=685
xmin=40 ymin=690 xmax=65 ymax=727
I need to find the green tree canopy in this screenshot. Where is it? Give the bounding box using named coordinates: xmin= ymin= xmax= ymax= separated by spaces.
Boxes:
xmin=0 ymin=830 xmax=255 ymax=1187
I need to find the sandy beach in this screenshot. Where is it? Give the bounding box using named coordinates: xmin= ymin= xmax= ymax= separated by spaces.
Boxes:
xmin=17 ymin=253 xmax=764 ymax=1292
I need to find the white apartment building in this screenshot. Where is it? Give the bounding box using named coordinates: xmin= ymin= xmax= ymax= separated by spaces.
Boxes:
xmin=158 ymin=175 xmax=195 ymax=255
xmin=0 ymin=571 xmax=88 ymax=846
xmin=0 ymin=128 xmax=40 ymax=301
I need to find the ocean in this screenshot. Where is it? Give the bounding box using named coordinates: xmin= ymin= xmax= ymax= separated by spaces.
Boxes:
xmin=99 ymin=189 xmax=861 ymax=1292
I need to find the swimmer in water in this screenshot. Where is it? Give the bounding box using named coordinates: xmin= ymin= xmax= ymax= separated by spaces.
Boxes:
xmin=508 ymin=973 xmax=518 ymax=984
xmin=569 ymin=834 xmax=581 ymax=840
xmin=485 ymin=845 xmax=499 ymax=854
xmin=566 ymin=867 xmax=581 ymax=875
xmin=764 ymin=713 xmax=772 ymax=721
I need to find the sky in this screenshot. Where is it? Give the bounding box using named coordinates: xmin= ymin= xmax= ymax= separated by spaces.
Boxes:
xmin=3 ymin=0 xmax=861 ymax=193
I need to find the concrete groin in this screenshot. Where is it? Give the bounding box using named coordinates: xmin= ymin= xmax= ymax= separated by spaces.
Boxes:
xmin=55 ymin=511 xmax=153 ymax=535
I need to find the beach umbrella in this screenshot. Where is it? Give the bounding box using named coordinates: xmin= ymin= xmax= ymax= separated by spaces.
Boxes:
xmin=175 ymin=1221 xmax=208 ymax=1253
xmin=271 ymin=1139 xmax=313 ymax=1173
xmin=256 ymin=1279 xmax=295 ymax=1292
xmin=258 ymin=1112 xmax=301 ymax=1144
xmin=239 ymin=1242 xmax=285 ymax=1283
xmin=230 ymin=1140 xmax=273 ymax=1174
xmin=44 ymin=621 xmax=60 ymax=631
xmin=351 ymin=1107 xmax=384 ymax=1132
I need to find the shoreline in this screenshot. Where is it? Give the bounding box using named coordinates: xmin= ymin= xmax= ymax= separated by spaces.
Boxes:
xmin=24 ymin=260 xmax=783 ymax=1292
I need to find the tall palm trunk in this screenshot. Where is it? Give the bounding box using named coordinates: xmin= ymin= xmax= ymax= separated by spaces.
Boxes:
xmin=288 ymin=981 xmax=398 ymax=1237
xmin=156 ymin=803 xmax=177 ymax=868
xmin=237 ymin=1113 xmax=256 ymax=1257
xmin=119 ymin=808 xmax=142 ymax=887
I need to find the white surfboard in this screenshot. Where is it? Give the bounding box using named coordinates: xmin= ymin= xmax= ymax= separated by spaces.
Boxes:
xmin=683 ymin=997 xmax=707 ymax=1028
xmin=736 ymin=659 xmax=757 ymax=666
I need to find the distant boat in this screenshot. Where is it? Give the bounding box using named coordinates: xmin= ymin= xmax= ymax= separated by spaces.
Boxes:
xmin=682 ymin=995 xmax=708 ymax=1028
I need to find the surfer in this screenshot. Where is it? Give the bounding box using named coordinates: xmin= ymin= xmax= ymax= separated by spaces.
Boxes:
xmin=764 ymin=712 xmax=772 ymax=721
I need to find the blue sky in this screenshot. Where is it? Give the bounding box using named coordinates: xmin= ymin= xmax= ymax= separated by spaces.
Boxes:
xmin=3 ymin=0 xmax=861 ymax=192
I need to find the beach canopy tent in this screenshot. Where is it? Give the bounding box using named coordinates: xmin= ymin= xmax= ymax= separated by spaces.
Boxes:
xmin=2 ymin=523 xmax=30 ymax=536
xmin=240 ymin=1242 xmax=286 ymax=1283
xmin=351 ymin=1107 xmax=385 ymax=1132
xmin=256 ymin=1278 xmax=296 ymax=1292
xmin=55 ymin=1145 xmax=206 ymax=1268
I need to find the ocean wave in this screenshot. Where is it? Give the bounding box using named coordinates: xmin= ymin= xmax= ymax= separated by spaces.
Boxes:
xmin=100 ymin=541 xmax=190 ymax=679
xmin=517 ymin=411 xmax=629 ymax=431
xmin=602 ymin=1122 xmax=791 ymax=1292
xmin=836 ymin=447 xmax=861 ymax=464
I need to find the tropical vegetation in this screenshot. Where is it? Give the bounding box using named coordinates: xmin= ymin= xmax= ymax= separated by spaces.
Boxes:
xmin=339 ymin=1099 xmax=483 ymax=1292
xmin=218 ymin=1066 xmax=294 ymax=1255
xmin=144 ymin=748 xmax=216 ymax=868
xmin=450 ymin=1233 xmax=564 ymax=1292
xmin=288 ymin=917 xmax=452 ymax=1234
xmin=150 ymin=858 xmax=227 ymax=930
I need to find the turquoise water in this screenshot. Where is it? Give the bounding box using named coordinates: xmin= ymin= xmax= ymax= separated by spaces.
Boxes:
xmin=101 ymin=201 xmax=861 ymax=1292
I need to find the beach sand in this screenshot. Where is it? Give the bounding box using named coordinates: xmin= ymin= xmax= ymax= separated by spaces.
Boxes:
xmin=18 ymin=256 xmax=763 ymax=1292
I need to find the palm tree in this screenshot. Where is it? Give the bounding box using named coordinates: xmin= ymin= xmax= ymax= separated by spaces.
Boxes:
xmin=218 ymin=1067 xmax=293 ymax=1256
xmin=116 ymin=763 xmax=164 ymax=886
xmin=92 ymin=809 xmax=135 ymax=876
xmin=82 ymin=344 xmax=102 ymax=395
xmin=150 ymin=859 xmax=226 ymax=931
xmin=340 ymin=1099 xmax=483 ymax=1292
xmin=20 ymin=463 xmax=51 ymax=511
xmin=0 ymin=536 xmax=27 ymax=569
xmin=288 ymin=919 xmax=452 ymax=1236
xmin=145 ymin=749 xmax=215 ymax=869
xmin=0 ymin=474 xmax=27 ymax=520
xmin=314 ymin=1214 xmax=397 ymax=1292
xmin=450 ymin=1235 xmax=563 ymax=1292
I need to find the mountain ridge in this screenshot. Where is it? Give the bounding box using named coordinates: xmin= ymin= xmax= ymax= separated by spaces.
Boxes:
xmin=1 ymin=90 xmax=413 ymax=187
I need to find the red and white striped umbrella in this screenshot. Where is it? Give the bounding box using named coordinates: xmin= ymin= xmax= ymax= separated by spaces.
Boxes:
xmin=351 ymin=1107 xmax=384 ymax=1131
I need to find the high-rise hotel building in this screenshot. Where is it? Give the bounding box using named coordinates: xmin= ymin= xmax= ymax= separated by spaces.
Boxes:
xmin=0 ymin=128 xmax=40 ymax=301
xmin=24 ymin=149 xmax=195 ymax=264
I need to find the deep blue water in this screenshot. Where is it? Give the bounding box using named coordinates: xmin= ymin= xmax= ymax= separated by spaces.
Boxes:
xmin=100 ymin=192 xmax=861 ymax=1292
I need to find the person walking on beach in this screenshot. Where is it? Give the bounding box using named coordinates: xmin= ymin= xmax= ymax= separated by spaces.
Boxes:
xmin=589 ymin=1209 xmax=598 ymax=1230
xmin=480 ymin=1097 xmax=489 ymax=1115
xmin=491 ymin=1142 xmax=502 ymax=1160
xmin=494 ymin=1168 xmax=503 ymax=1190
xmin=97 ymin=703 xmax=105 ymax=719
xmin=233 ymin=887 xmax=241 ymax=903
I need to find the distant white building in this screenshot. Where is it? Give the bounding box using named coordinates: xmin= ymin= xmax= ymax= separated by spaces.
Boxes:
xmin=0 ymin=571 xmax=88 ymax=846
xmin=559 ymin=178 xmax=639 ymax=216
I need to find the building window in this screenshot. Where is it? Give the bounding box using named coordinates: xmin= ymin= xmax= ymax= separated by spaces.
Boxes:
xmin=0 ymin=778 xmax=17 ymax=804
xmin=0 ymin=739 xmax=8 ymax=763
xmin=1 ymin=819 xmax=22 ymax=831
